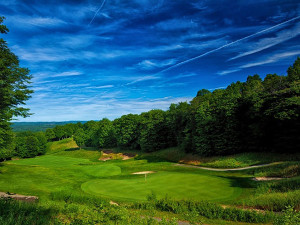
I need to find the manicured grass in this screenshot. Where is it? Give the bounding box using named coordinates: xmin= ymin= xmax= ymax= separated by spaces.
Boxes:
xmin=9 ymin=155 xmax=91 ymax=168
xmin=81 ymin=171 xmax=242 ymax=201
xmin=0 ymin=138 xmax=297 ymax=224
xmin=0 ymin=139 xmax=243 ymax=203
xmin=81 ymin=164 xmax=121 ymax=177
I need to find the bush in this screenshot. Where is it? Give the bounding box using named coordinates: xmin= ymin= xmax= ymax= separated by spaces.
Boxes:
xmin=243 ymin=190 xmax=300 ymax=211
xmin=133 ymin=196 xmax=273 ymax=223
xmin=274 ymin=205 xmax=300 ymax=225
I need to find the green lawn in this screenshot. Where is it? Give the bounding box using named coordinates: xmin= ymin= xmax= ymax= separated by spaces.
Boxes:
xmin=2 ymin=139 xmax=296 ymax=224
xmin=0 ymin=140 xmax=243 ymax=203
xmin=81 ymin=171 xmax=242 ymax=201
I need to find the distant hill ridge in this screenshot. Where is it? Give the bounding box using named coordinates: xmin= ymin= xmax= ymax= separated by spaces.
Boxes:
xmin=11 ymin=121 xmax=87 ymax=132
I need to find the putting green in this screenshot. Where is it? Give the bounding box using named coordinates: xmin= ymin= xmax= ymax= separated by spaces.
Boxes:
xmin=81 ymin=171 xmax=242 ymax=201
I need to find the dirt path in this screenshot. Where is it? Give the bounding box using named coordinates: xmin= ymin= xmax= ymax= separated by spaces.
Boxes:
xmin=174 ymin=162 xmax=280 ymax=171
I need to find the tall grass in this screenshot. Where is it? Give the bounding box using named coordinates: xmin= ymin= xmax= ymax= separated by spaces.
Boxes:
xmin=242 ymin=190 xmax=300 ymax=211
xmin=0 ymin=198 xmax=54 ymax=225
xmin=49 ymin=190 xmax=109 ymax=207
xmin=133 ymin=196 xmax=275 ymax=223
xmin=245 ymin=162 xmax=300 ymax=178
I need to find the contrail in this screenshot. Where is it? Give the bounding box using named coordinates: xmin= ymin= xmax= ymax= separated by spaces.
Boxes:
xmin=88 ymin=0 xmax=107 ymax=26
xmin=158 ymin=15 xmax=300 ymax=74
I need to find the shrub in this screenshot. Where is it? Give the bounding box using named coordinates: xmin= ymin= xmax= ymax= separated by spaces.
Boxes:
xmin=133 ymin=197 xmax=273 ymax=223
xmin=274 ymin=205 xmax=300 ymax=225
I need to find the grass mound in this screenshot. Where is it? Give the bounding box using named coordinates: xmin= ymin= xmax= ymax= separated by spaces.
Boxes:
xmin=46 ymin=138 xmax=78 ymax=154
xmin=81 ymin=164 xmax=121 ymax=177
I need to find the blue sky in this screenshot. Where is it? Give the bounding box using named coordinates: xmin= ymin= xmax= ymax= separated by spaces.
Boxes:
xmin=1 ymin=0 xmax=300 ymax=122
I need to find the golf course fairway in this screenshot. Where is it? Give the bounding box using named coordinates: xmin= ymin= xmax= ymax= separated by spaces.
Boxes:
xmin=2 ymin=151 xmax=243 ymax=203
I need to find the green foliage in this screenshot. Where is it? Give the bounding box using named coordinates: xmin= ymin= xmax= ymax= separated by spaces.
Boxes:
xmin=134 ymin=197 xmax=273 ymax=223
xmin=96 ymin=118 xmax=116 ymax=148
xmin=139 ymin=110 xmax=173 ymax=152
xmin=50 ymin=190 xmax=109 ymax=207
xmin=245 ymin=161 xmax=300 ymax=178
xmin=274 ymin=205 xmax=300 ymax=225
xmin=0 ymin=199 xmax=54 ymax=225
xmin=57 ymin=58 xmax=300 ymax=157
xmin=114 ymin=114 xmax=141 ymax=149
xmin=0 ymin=17 xmax=33 ymax=160
xmin=1 ymin=139 xmax=300 ymax=224
xmin=14 ymin=131 xmax=47 ymax=158
xmin=256 ymin=177 xmax=300 ymax=194
xmin=287 ymin=57 xmax=300 ymax=82
xmin=73 ymin=128 xmax=86 ymax=149
xmin=242 ymin=189 xmax=300 ymax=211
xmin=45 ymin=128 xmax=55 ymax=141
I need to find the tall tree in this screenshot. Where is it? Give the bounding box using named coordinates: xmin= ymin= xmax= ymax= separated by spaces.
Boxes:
xmin=114 ymin=114 xmax=141 ymax=150
xmin=287 ymin=57 xmax=300 ymax=82
xmin=0 ymin=17 xmax=33 ymax=160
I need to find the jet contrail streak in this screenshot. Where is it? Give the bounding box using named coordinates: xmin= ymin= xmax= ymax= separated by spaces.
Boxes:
xmin=89 ymin=0 xmax=107 ymax=26
xmin=158 ymin=15 xmax=300 ymax=74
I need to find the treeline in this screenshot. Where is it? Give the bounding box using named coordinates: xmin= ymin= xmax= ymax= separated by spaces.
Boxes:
xmin=45 ymin=58 xmax=299 ymax=156
xmin=14 ymin=131 xmax=47 ymax=158
xmin=4 ymin=58 xmax=300 ymax=159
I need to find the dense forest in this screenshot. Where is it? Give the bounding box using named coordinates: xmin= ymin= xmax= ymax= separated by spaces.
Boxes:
xmin=52 ymin=58 xmax=300 ymax=155
xmin=2 ymin=58 xmax=298 ymax=160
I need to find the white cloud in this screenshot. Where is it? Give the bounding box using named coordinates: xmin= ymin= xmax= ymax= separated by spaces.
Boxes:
xmin=9 ymin=15 xmax=66 ymax=27
xmin=126 ymin=75 xmax=160 ymax=85
xmin=51 ymin=71 xmax=82 ymax=77
xmin=217 ymin=69 xmax=240 ymax=76
xmin=86 ymin=85 xmax=114 ymax=89
xmin=16 ymin=96 xmax=193 ymax=122
xmin=240 ymin=50 xmax=300 ymax=68
xmin=229 ymin=22 xmax=300 ymax=61
xmin=136 ymin=58 xmax=177 ymax=70
xmin=217 ymin=50 xmax=300 ymax=75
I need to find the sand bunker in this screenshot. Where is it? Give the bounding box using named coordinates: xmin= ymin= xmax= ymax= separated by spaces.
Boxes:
xmin=252 ymin=177 xmax=284 ymax=181
xmin=99 ymin=151 xmax=136 ymax=161
xmin=132 ymin=171 xmax=156 ymax=175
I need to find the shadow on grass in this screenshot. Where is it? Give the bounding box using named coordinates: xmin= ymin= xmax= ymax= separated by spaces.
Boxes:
xmin=65 ymin=147 xmax=99 ymax=152
xmin=135 ymin=155 xmax=169 ymax=163
xmin=65 ymin=147 xmax=80 ymax=151
xmin=217 ymin=175 xmax=256 ymax=189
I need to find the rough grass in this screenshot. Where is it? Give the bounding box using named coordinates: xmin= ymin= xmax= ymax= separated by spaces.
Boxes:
xmin=46 ymin=138 xmax=78 ymax=154
xmin=243 ymin=161 xmax=300 ymax=178
xmin=0 ymin=199 xmax=54 ymax=225
xmin=242 ymin=189 xmax=300 ymax=211
xmin=136 ymin=149 xmax=299 ymax=169
xmin=187 ymin=152 xmax=299 ymax=169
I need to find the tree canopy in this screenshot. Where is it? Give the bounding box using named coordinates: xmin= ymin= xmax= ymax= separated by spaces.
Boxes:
xmin=0 ymin=17 xmax=33 ymax=160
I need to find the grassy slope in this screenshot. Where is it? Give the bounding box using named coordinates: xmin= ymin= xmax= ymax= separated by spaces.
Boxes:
xmin=1 ymin=139 xmax=243 ymax=203
xmin=136 ymin=147 xmax=300 ymax=169
xmin=1 ymin=138 xmax=299 ymax=224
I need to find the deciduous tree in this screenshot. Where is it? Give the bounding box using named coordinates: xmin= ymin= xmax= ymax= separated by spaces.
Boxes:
xmin=0 ymin=17 xmax=33 ymax=160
